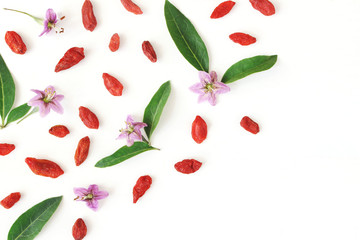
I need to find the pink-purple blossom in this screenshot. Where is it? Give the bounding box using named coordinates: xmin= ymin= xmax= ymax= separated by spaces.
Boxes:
xmin=28 ymin=85 xmax=64 ymax=117
xmin=39 ymin=9 xmax=58 ymax=36
xmin=189 ymin=71 xmax=230 ymax=106
xmin=74 ymin=184 xmax=109 ymax=211
xmin=117 ymin=115 xmax=147 ymax=147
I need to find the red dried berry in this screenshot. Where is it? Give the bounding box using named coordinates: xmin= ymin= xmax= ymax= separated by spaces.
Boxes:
xmin=25 ymin=157 xmax=64 ymax=178
xmin=79 ymin=106 xmax=99 ymax=129
xmin=191 ymin=115 xmax=207 ymax=144
xmin=240 ymin=116 xmax=260 ymax=134
xmin=75 ymin=136 xmax=90 ymax=166
xmin=82 ymin=0 xmax=97 ymax=31
xmin=174 ymin=159 xmax=202 ymax=174
xmin=0 ymin=192 xmax=21 ymax=209
xmin=120 ymin=0 xmax=143 ymax=15
xmin=133 ymin=175 xmax=152 ymax=203
xmin=102 ymin=73 xmax=124 ymax=96
xmin=72 ymin=218 xmax=87 ymax=240
xmin=249 ymin=0 xmax=275 ymax=16
xmin=109 ymin=33 xmax=120 ymax=52
xmin=0 ymin=143 xmax=15 ymax=156
xmin=55 ymin=47 xmax=85 ymax=72
xmin=229 ymin=33 xmax=256 ymax=46
xmin=5 ymin=31 xmax=27 ymax=54
xmin=49 ymin=125 xmax=70 ymax=138
xmin=142 ymin=41 xmax=157 ymax=63
xmin=210 ymin=1 xmax=236 ymax=19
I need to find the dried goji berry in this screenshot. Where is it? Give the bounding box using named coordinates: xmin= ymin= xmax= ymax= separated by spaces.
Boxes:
xmin=120 ymin=0 xmax=143 ymax=15
xmin=109 ymin=33 xmax=120 ymax=52
xmin=0 ymin=143 xmax=15 ymax=156
xmin=0 ymin=192 xmax=21 ymax=209
xmin=102 ymin=73 xmax=124 ymax=96
xmin=75 ymin=136 xmax=90 ymax=166
xmin=55 ymin=47 xmax=85 ymax=73
xmin=82 ymin=0 xmax=97 ymax=31
xmin=5 ymin=31 xmax=27 ymax=54
xmin=240 ymin=116 xmax=260 ymax=134
xmin=72 ymin=218 xmax=87 ymax=240
xmin=79 ymin=106 xmax=99 ymax=129
xmin=142 ymin=41 xmax=157 ymax=63
xmin=133 ymin=175 xmax=152 ymax=203
xmin=249 ymin=0 xmax=275 ymax=16
xmin=49 ymin=125 xmax=70 ymax=138
xmin=25 ymin=157 xmax=64 ymax=178
xmin=210 ymin=1 xmax=236 ymax=19
xmin=174 ymin=159 xmax=202 ymax=174
xmin=191 ymin=115 xmax=207 ymax=144
xmin=229 ymin=33 xmax=256 ymax=46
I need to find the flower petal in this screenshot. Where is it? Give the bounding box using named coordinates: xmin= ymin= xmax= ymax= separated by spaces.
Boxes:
xmin=94 ymin=190 xmax=109 ymax=200
xmin=133 ymin=122 xmax=147 ymax=130
xmin=214 ymin=82 xmax=230 ymax=94
xmin=88 ymin=184 xmax=99 ymax=193
xmin=46 ymin=8 xmax=57 ymax=23
xmin=31 ymin=89 xmax=45 ymax=96
xmin=39 ymin=22 xmax=50 ymax=37
xmin=199 ymin=71 xmax=211 ymax=85
xmin=28 ymin=99 xmax=44 ymax=108
xmin=86 ymin=199 xmax=99 ymax=211
xmin=126 ymin=115 xmax=134 ymax=124
xmin=54 ymin=94 xmax=64 ymax=102
xmin=49 ymin=101 xmax=63 ymax=114
xmin=127 ymin=137 xmax=135 ymax=147
xmin=74 ymin=187 xmax=89 ymax=198
xmin=130 ymin=131 xmax=142 ymax=141
xmin=189 ymin=83 xmax=205 ymax=94
xmin=116 ymin=131 xmax=128 ymax=140
xmin=208 ymin=92 xmax=217 ymax=106
xmin=210 ymin=71 xmax=218 ymax=83
xmin=39 ymin=104 xmax=50 ymax=117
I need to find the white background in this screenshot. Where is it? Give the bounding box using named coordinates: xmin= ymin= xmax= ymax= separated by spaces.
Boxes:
xmin=0 ymin=0 xmax=360 ymax=239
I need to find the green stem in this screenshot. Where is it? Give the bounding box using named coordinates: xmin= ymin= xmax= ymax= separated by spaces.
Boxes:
xmin=17 ymin=107 xmax=38 ymax=124
xmin=4 ymin=8 xmax=43 ymax=25
xmin=141 ymin=135 xmax=159 ymax=150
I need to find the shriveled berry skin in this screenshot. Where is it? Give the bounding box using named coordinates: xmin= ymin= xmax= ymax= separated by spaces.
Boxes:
xmin=79 ymin=106 xmax=99 ymax=129
xmin=25 ymin=157 xmax=64 ymax=178
xmin=175 ymin=159 xmax=202 ymax=174
xmin=82 ymin=0 xmax=97 ymax=31
xmin=133 ymin=175 xmax=152 ymax=203
xmin=229 ymin=33 xmax=256 ymax=46
xmin=72 ymin=218 xmax=87 ymax=240
xmin=5 ymin=31 xmax=27 ymax=54
xmin=55 ymin=47 xmax=85 ymax=72
xmin=0 ymin=192 xmax=21 ymax=209
xmin=240 ymin=116 xmax=260 ymax=134
xmin=109 ymin=33 xmax=120 ymax=52
xmin=191 ymin=115 xmax=207 ymax=144
xmin=249 ymin=0 xmax=275 ymax=16
xmin=49 ymin=125 xmax=70 ymax=138
xmin=121 ymin=0 xmax=143 ymax=15
xmin=210 ymin=1 xmax=236 ymax=19
xmin=102 ymin=73 xmax=123 ymax=96
xmin=0 ymin=143 xmax=15 ymax=156
xmin=74 ymin=136 xmax=90 ymax=166
xmin=142 ymin=41 xmax=157 ymax=63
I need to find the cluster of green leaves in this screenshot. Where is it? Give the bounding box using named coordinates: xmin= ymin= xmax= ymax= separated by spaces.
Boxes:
xmin=8 ymin=196 xmax=62 ymax=240
xmin=164 ymin=0 xmax=277 ymax=84
xmin=0 ymin=54 xmax=31 ymax=129
xmin=95 ymin=81 xmax=171 ymax=168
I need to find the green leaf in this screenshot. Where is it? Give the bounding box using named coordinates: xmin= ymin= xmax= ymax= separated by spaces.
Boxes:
xmin=8 ymin=196 xmax=62 ymax=240
xmin=143 ymin=81 xmax=171 ymax=140
xmin=6 ymin=103 xmax=31 ymax=126
xmin=95 ymin=142 xmax=158 ymax=168
xmin=0 ymin=54 xmax=15 ymax=125
xmin=221 ymin=55 xmax=278 ymax=84
xmin=164 ymin=0 xmax=209 ymax=72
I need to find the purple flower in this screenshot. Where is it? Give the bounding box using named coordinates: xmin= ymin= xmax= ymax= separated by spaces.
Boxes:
xmin=28 ymin=85 xmax=64 ymax=117
xmin=74 ymin=184 xmax=109 ymax=211
xmin=39 ymin=9 xmax=58 ymax=36
xmin=189 ymin=71 xmax=230 ymax=106
xmin=117 ymin=115 xmax=147 ymax=147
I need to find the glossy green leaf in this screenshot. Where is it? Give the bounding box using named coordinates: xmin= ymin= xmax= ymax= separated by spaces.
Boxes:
xmin=143 ymin=81 xmax=171 ymax=140
xmin=165 ymin=0 xmax=209 ymax=72
xmin=95 ymin=142 xmax=158 ymax=168
xmin=221 ymin=55 xmax=278 ymax=84
xmin=6 ymin=103 xmax=31 ymax=126
xmin=8 ymin=196 xmax=62 ymax=240
xmin=0 ymin=54 xmax=15 ymax=125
